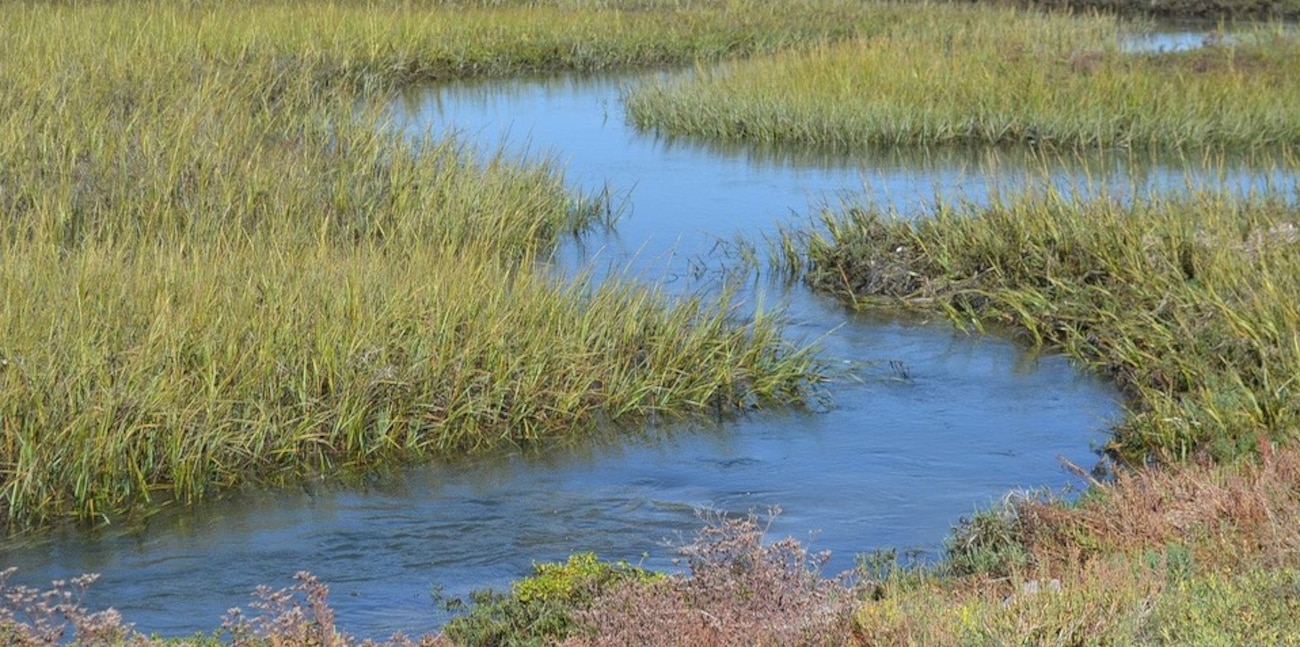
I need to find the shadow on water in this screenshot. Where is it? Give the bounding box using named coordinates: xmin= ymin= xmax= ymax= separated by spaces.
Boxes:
xmin=3 ymin=58 xmax=1296 ymax=639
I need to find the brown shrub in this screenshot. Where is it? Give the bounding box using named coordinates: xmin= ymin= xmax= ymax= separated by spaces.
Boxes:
xmin=1018 ymin=443 xmax=1300 ymax=572
xmin=563 ymin=510 xmax=861 ymax=647
xmin=0 ymin=569 xmax=142 ymax=647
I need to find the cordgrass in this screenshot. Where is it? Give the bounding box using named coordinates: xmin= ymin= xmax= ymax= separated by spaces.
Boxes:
xmin=6 ymin=0 xmax=913 ymax=93
xmin=781 ymin=184 xmax=1300 ymax=464
xmin=0 ymin=0 xmax=958 ymax=526
xmin=626 ymin=6 xmax=1300 ymax=150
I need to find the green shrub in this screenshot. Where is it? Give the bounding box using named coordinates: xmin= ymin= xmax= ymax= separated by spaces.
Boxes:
xmin=441 ymin=553 xmax=660 ymax=647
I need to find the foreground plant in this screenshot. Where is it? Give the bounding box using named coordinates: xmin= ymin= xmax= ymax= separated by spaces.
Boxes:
xmin=565 ymin=511 xmax=861 ymax=647
xmin=0 ymin=569 xmax=138 ymax=647
xmin=439 ymin=553 xmax=660 ymax=646
xmin=0 ymin=568 xmax=450 ymax=646
xmin=444 ymin=510 xmax=862 ymax=647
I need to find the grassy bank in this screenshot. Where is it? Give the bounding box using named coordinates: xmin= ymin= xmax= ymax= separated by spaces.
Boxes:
xmin=0 ymin=0 xmax=953 ymax=526
xmin=757 ymin=182 xmax=1300 ymax=643
xmin=627 ymin=6 xmax=1300 ymax=150
xmin=784 ymin=187 xmax=1300 ymax=464
xmin=852 ymin=443 xmax=1300 ymax=643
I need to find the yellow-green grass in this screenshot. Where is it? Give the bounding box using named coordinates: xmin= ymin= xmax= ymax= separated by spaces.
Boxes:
xmin=7 ymin=0 xmax=916 ymax=94
xmin=627 ymin=5 xmax=1300 ymax=150
xmin=1 ymin=235 xmax=815 ymax=524
xmin=0 ymin=0 xmax=955 ymax=526
xmin=855 ymin=558 xmax=1300 ymax=644
xmin=782 ymin=182 xmax=1300 ymax=465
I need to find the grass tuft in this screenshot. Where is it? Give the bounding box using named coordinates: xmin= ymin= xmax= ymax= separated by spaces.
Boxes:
xmin=782 ymin=183 xmax=1300 ymax=464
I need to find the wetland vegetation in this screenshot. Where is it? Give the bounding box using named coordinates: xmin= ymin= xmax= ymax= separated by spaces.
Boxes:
xmin=628 ymin=6 xmax=1300 ymax=150
xmin=4 ymin=0 xmax=1300 ymax=644
xmin=0 ymin=0 xmax=926 ymax=528
xmin=786 ymin=187 xmax=1300 ymax=465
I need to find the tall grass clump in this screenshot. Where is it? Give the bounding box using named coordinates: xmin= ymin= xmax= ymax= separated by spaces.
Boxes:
xmin=781 ymin=182 xmax=1300 ymax=464
xmin=0 ymin=0 xmax=941 ymax=526
xmin=627 ymin=6 xmax=1300 ymax=150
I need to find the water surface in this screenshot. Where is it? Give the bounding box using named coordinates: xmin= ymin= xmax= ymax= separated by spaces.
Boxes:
xmin=398 ymin=73 xmax=1293 ymax=286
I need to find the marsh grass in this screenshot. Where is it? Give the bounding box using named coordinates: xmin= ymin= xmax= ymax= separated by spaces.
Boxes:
xmin=2 ymin=237 xmax=817 ymax=522
xmin=627 ymin=6 xmax=1300 ymax=150
xmin=780 ymin=181 xmax=1300 ymax=464
xmin=0 ymin=0 xmax=942 ymax=525
xmin=7 ymin=0 xmax=900 ymax=94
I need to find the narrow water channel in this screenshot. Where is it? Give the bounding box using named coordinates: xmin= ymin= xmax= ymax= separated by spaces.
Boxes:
xmin=2 ymin=52 xmax=1292 ymax=639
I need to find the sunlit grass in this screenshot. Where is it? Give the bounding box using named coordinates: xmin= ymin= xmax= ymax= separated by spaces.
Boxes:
xmin=627 ymin=6 xmax=1300 ymax=150
xmin=0 ymin=0 xmax=934 ymax=525
xmin=780 ymin=179 xmax=1300 ymax=464
xmin=1 ymin=234 xmax=814 ymax=523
